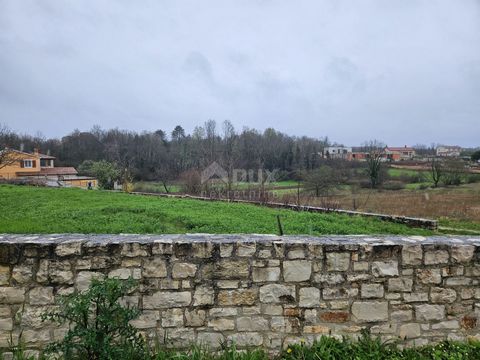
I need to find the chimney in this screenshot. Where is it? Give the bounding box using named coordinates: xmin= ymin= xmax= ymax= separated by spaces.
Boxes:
xmin=33 ymin=148 xmax=39 ymax=155
xmin=20 ymin=143 xmax=24 ymax=152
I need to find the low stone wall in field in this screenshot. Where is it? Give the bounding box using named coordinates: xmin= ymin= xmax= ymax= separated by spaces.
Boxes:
xmin=0 ymin=234 xmax=479 ymax=353
xmin=130 ymin=191 xmax=439 ymax=230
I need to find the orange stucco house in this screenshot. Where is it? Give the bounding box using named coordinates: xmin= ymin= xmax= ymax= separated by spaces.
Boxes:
xmin=0 ymin=148 xmax=97 ymax=189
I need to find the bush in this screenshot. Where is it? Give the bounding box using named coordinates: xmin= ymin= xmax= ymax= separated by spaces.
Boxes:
xmin=42 ymin=277 xmax=147 ymax=360
xmin=382 ymin=181 xmax=405 ymax=191
xmin=282 ymin=332 xmax=480 ymax=360
xmin=465 ymin=174 xmax=480 ymax=184
xmin=78 ymin=160 xmax=120 ymax=190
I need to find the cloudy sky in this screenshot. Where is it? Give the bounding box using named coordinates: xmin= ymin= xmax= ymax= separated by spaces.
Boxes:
xmin=1 ymin=1 xmax=479 ymax=146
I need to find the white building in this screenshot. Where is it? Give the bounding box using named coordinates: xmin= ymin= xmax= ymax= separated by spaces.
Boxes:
xmin=436 ymin=146 xmax=462 ymax=157
xmin=323 ymin=146 xmax=352 ymax=160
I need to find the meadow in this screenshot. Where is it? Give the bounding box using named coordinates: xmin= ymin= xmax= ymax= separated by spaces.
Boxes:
xmin=0 ymin=185 xmax=434 ymax=235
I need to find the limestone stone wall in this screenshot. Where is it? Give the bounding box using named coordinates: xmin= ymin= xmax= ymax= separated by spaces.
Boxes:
xmin=0 ymin=234 xmax=479 ymax=353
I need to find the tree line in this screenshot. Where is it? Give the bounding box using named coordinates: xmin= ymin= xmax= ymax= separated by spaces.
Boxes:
xmin=0 ymin=120 xmax=329 ymax=183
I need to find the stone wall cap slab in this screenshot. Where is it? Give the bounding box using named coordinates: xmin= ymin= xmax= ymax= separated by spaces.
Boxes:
xmin=0 ymin=234 xmax=479 ymax=246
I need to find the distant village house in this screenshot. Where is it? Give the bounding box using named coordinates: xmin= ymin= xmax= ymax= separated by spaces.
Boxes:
xmin=0 ymin=148 xmax=97 ymax=189
xmin=322 ymin=145 xmax=416 ymax=162
xmin=436 ymin=145 xmax=462 ymax=157
xmin=384 ymin=146 xmax=416 ymax=161
xmin=322 ymin=146 xmax=352 ymax=160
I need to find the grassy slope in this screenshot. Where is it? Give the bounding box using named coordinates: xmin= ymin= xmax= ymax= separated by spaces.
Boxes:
xmin=0 ymin=185 xmax=433 ymax=235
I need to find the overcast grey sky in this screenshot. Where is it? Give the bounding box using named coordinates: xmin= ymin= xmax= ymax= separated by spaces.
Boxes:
xmin=1 ymin=0 xmax=479 ymax=146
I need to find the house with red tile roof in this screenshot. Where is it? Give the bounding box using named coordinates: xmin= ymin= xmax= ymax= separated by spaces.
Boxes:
xmin=0 ymin=148 xmax=97 ymax=188
xmin=384 ymin=146 xmax=416 ymax=161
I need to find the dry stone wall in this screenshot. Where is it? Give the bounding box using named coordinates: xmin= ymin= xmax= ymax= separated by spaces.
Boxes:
xmin=0 ymin=234 xmax=479 ymax=353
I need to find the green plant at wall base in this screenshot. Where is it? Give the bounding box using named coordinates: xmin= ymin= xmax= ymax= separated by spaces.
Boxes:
xmin=41 ymin=277 xmax=146 ymax=360
xmin=281 ymin=332 xmax=480 ymax=360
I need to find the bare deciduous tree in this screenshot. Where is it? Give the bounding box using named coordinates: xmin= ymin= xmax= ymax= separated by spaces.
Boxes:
xmin=303 ymin=166 xmax=339 ymax=197
xmin=0 ymin=124 xmax=22 ymax=170
xmin=361 ymin=140 xmax=386 ymax=188
xmin=429 ymin=157 xmax=443 ymax=188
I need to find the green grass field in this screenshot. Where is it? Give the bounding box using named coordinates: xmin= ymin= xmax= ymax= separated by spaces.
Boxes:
xmin=0 ymin=185 xmax=435 ymax=235
xmin=387 ymin=168 xmax=424 ymax=177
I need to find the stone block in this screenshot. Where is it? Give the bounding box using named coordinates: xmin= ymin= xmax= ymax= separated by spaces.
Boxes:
xmin=303 ymin=325 xmax=330 ymax=334
xmin=108 ymin=268 xmax=134 ymax=280
xmin=143 ymin=291 xmax=191 ymax=309
xmin=215 ymin=260 xmax=250 ymax=279
xmin=391 ymin=310 xmax=413 ymax=322
xmin=197 ymin=332 xmax=224 ymax=348
xmin=76 ymin=271 xmax=105 ymax=292
xmin=315 ymin=274 xmax=345 ymax=285
xmin=283 ymin=260 xmax=312 ymax=282
xmin=152 ymin=242 xmax=173 ymax=255
xmin=404 ymin=292 xmax=428 ymax=302
xmin=252 ymin=267 xmax=280 ymax=282
xmin=237 ymin=243 xmax=256 ymax=257
xmin=399 ymin=323 xmax=421 ymax=339
xmin=193 ymin=286 xmax=214 ymax=306
xmin=0 ymin=266 xmax=9 ymax=286
xmin=430 ymin=287 xmax=457 ymax=304
xmin=185 ymin=309 xmax=206 ymax=327
xmin=167 ymin=328 xmax=195 ymax=347
xmin=121 ymin=243 xmax=149 ymax=257
xmin=227 ymin=332 xmax=263 ymax=347
xmin=415 ymin=304 xmax=445 ymax=321
xmin=451 ymin=245 xmax=475 ymax=263
xmin=417 ymin=269 xmax=442 ymax=284
xmin=351 ymin=301 xmax=388 ymax=322
xmin=0 ymin=318 xmax=13 ymax=331
xmin=187 ymin=242 xmax=212 ymax=258
xmin=287 ymin=248 xmax=305 ymax=259
xmin=259 ymin=284 xmax=295 ymax=304
xmin=402 ymin=245 xmax=422 ymax=266
xmin=0 ymin=287 xmax=25 ymax=304
xmin=129 ymin=310 xmax=159 ymax=329
xmin=326 ymin=252 xmax=350 ymax=271
xmin=361 ymin=284 xmax=384 ymax=298
xmin=432 ymin=320 xmax=460 ymax=330
xmin=323 ymin=287 xmax=358 ymax=300
xmin=299 ymin=287 xmax=320 ymax=307
xmin=372 ymin=261 xmax=399 ymax=277
xmin=143 ymin=258 xmax=167 ymax=278
xmin=29 ymin=287 xmax=54 ymax=305
xmin=172 ymin=263 xmax=197 ymax=279
xmin=162 ymin=308 xmax=184 ymax=327
xmin=12 ymin=265 xmax=33 ymax=284
xmin=388 ymin=278 xmax=413 ymax=292
xmin=319 ymin=311 xmax=349 ymax=323
xmin=56 ymin=241 xmax=82 ymax=257
xmin=209 ymin=318 xmax=235 ymax=331
xmin=218 ymin=289 xmax=257 ymax=306
xmin=237 ymin=316 xmax=269 ymax=331
xmin=424 ymin=250 xmax=449 ymax=265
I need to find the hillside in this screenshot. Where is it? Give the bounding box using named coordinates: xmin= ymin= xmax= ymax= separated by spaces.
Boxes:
xmin=0 ymin=185 xmax=436 ymax=235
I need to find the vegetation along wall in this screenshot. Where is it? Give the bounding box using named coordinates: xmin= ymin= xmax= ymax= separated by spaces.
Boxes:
xmin=0 ymin=234 xmax=480 ymax=353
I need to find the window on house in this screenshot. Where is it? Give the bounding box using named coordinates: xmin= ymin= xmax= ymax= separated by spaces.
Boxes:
xmin=40 ymin=159 xmax=52 ymax=167
xmin=23 ymin=160 xmax=33 ymax=168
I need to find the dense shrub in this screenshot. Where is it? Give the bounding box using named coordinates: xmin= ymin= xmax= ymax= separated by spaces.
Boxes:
xmin=382 ymin=181 xmax=406 ymax=191
xmin=42 ymin=277 xmax=147 ymax=360
xmin=465 ymin=174 xmax=480 ymax=184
